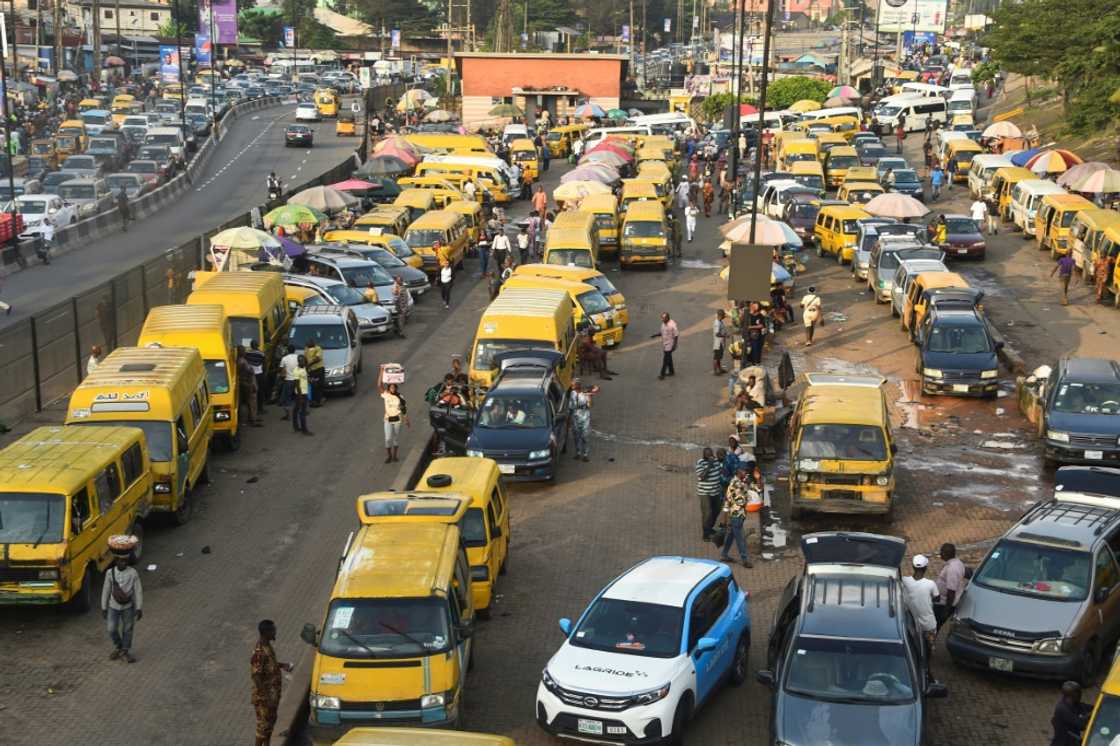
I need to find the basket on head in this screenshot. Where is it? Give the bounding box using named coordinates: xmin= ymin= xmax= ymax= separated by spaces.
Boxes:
xmin=108 ymin=534 xmax=139 ymax=557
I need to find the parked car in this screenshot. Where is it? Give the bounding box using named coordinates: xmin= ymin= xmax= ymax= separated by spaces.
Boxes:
xmin=536 ymin=555 xmax=751 ymax=744
xmin=125 ymin=159 xmax=166 ymax=187
xmin=41 ymin=170 xmax=82 ymax=196
xmin=929 ymin=213 xmax=986 ymax=259
xmin=60 ymin=154 xmax=104 ymax=179
xmin=757 ymin=532 xmax=947 ymax=746
xmin=1026 ymin=357 xmax=1120 ymax=466
xmin=296 ymin=102 xmax=321 ymax=121
xmin=857 ymin=141 xmax=890 ymax=166
xmin=281 ymin=274 xmax=393 ymax=340
xmin=947 ymin=467 xmax=1120 ymax=683
xmin=320 ymin=244 xmax=430 ymax=297
xmin=286 ymin=304 xmax=362 ymax=395
xmin=886 ymin=169 xmax=925 ymax=200
xmin=915 ymin=300 xmax=1000 ymax=397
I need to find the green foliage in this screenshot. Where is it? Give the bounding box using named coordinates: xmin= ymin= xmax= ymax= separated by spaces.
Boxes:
xmin=237 ymin=8 xmax=284 ymax=47
xmin=764 ymin=76 xmax=832 ymax=110
xmin=984 ymin=0 xmax=1120 ymax=134
xmin=971 ymin=61 xmax=998 ymax=85
xmin=349 ymin=0 xmax=436 ymax=34
xmin=700 ymin=92 xmax=737 ymax=123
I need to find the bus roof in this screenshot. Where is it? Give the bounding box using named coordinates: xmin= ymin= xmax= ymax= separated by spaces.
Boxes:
xmin=0 ymin=426 xmax=143 ymax=496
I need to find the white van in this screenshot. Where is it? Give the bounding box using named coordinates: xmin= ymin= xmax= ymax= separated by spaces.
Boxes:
xmin=582 ymin=125 xmax=653 ymax=151
xmin=947 ymin=90 xmax=976 ymax=117
xmin=798 ymin=106 xmax=862 ymax=122
xmin=501 ymin=123 xmax=528 ymax=145
xmin=949 ymin=68 xmax=974 ymax=89
xmin=632 ymin=112 xmax=697 ymax=135
xmin=143 ymin=127 xmax=187 ymax=160
xmin=900 ymin=82 xmax=952 ymax=99
xmin=1009 ymin=179 xmax=1067 ymax=235
xmin=874 ymin=97 xmax=948 ymax=133
xmin=740 ymin=111 xmax=789 ymax=132
xmin=761 ymin=180 xmax=817 ymax=220
xmin=968 ymin=154 xmax=1015 ymax=201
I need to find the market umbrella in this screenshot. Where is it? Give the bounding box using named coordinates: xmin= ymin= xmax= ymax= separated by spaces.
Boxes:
xmin=553 ymin=180 xmax=611 ymax=202
xmin=561 ymin=165 xmax=620 ymax=184
xmin=863 ymin=192 xmax=930 ymax=219
xmin=824 ymin=96 xmax=853 ymax=108
xmin=57 ymin=70 xmax=78 ymax=82
xmin=588 ymin=141 xmax=634 ymax=161
xmin=720 ymin=215 xmax=788 ymax=246
xmin=356 ymin=155 xmax=411 ymax=177
xmin=981 ymin=121 xmax=1022 ymax=139
xmin=424 ymin=109 xmax=455 ymax=123
xmin=373 ymin=143 xmax=420 ymax=165
xmin=739 ymin=103 xmax=758 ymax=116
xmin=272 ymin=236 xmax=306 ymax=258
xmin=788 ymin=99 xmax=822 ymax=113
xmin=330 ymin=178 xmax=380 ymax=192
xmin=373 ymin=135 xmax=421 ymax=154
xmin=1057 ymin=162 xmax=1109 ymax=188
xmin=1065 ymin=168 xmax=1120 ymax=194
xmin=1025 ymin=149 xmax=1084 ymax=175
xmin=104 ymin=56 xmax=126 ymax=67
xmin=396 ymin=88 xmax=432 ymax=112
xmin=828 ymin=85 xmax=859 ymax=99
xmin=209 ymin=226 xmax=281 ymax=250
xmin=264 ymin=203 xmax=326 ymax=230
xmin=362 ymin=175 xmax=401 ymax=199
xmin=580 ymin=150 xmax=628 ymax=169
xmin=606 ymin=108 xmax=629 ymax=120
xmin=288 ymin=185 xmax=359 ymax=213
xmin=1010 ymin=147 xmax=1043 ymax=167
xmin=488 ymin=103 xmax=523 ymax=118
xmin=574 ymin=102 xmax=607 ymax=119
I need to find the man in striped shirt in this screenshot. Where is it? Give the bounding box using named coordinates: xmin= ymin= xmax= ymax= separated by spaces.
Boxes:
xmin=695 ymin=447 xmax=723 ymax=541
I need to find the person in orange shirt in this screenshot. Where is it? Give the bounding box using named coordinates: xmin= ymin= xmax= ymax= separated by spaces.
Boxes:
xmin=532 ymin=184 xmax=548 ymax=215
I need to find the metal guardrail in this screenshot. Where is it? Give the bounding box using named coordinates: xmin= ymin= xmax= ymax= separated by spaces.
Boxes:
xmin=0 ymin=83 xmax=402 ymax=427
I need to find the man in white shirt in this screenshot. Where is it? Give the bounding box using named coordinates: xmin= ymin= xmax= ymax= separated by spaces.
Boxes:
xmin=903 ymin=554 xmax=940 ymax=679
xmin=970 ymin=199 xmax=988 ymax=233
xmin=278 ymin=344 xmax=299 ymax=419
xmin=491 ymin=225 xmax=512 ymax=268
xmin=462 ymin=179 xmax=477 ymax=202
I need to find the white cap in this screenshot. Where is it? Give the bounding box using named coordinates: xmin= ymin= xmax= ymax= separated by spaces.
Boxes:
xmin=912 ymin=554 xmax=929 ymax=569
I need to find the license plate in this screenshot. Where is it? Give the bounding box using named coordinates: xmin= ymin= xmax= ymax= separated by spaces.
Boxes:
xmin=952 ymin=384 xmax=970 ymax=392
xmin=577 ymin=719 xmax=603 ymax=735
xmin=988 ymin=657 xmax=1014 ymax=672
xmin=957 ymin=248 xmax=968 ymax=255
xmin=605 ymin=339 xmax=616 ymax=347
xmin=1086 ymin=450 xmax=1104 ymax=460
xmin=498 ymin=463 xmax=515 ymax=474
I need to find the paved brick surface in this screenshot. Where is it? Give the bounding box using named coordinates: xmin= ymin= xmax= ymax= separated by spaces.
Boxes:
xmin=2 ymin=129 xmax=1110 ymax=746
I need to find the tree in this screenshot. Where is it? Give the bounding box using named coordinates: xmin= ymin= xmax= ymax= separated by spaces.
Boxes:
xmin=349 ymin=0 xmax=436 ymax=34
xmin=238 ymin=8 xmax=284 ymax=46
xmin=764 ymin=77 xmax=832 ymax=110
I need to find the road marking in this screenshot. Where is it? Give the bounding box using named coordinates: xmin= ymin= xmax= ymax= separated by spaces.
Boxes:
xmin=195 ymin=118 xmax=278 ymax=192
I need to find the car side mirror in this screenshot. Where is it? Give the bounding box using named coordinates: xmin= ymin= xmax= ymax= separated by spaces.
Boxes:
xmin=1095 ymin=586 xmax=1111 ymax=604
xmin=558 ymin=617 xmax=573 ymax=636
xmin=925 ymin=681 xmax=949 ymax=699
xmin=457 ymin=618 xmax=475 ymax=639
xmin=694 ymin=637 xmax=718 ymax=655
xmin=755 ymin=670 xmax=776 ymax=688
xmin=300 ymin=623 xmax=318 ymax=646
xmin=995 ymin=341 xmax=1005 ymax=351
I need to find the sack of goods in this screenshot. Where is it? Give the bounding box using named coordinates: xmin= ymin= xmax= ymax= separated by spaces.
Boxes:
xmin=108 ymin=534 xmax=139 ymax=556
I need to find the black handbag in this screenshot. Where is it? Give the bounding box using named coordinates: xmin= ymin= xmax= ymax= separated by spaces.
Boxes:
xmin=710 ymin=525 xmax=728 ymax=547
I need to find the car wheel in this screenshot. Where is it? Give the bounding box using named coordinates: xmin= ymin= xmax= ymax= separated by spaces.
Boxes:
xmin=226 ymin=430 xmax=241 ymax=452
xmin=815 ymin=242 xmax=824 ymax=258
xmin=1079 ymin=640 xmax=1101 ymax=686
xmin=174 ymin=486 xmax=192 ymax=526
xmin=67 ymin=564 xmax=97 ymax=613
xmin=729 ymin=633 xmax=750 ymax=686
xmin=665 ymin=696 xmax=692 ymax=746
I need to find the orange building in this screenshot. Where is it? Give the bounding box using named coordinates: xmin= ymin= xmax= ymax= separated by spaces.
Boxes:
xmin=454 ymin=52 xmax=628 ymax=129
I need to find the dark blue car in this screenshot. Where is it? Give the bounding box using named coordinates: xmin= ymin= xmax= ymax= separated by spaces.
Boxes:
xmin=1037 ymin=357 xmax=1120 ymax=466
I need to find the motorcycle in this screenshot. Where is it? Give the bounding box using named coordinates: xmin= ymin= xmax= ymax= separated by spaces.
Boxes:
xmin=268 ymin=183 xmax=282 ymax=202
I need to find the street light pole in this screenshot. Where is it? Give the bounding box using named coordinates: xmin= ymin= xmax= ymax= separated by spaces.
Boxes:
xmin=0 ymin=14 xmax=18 ymax=264
xmin=747 ymin=0 xmax=775 ymax=244
xmin=208 ymin=0 xmax=216 ymax=119
xmin=171 ymin=0 xmax=184 ymax=129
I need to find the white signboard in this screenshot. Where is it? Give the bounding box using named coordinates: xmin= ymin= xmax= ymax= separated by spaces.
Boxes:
xmin=877 ymin=0 xmax=948 ymax=34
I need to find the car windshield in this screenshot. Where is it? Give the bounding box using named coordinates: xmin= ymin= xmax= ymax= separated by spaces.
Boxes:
xmin=849 ymin=190 xmax=879 ymax=203
xmin=473 ymin=340 xmax=553 ymax=370
xmin=16 ymin=200 xmax=46 ymax=214
xmin=784 ymin=636 xmax=915 ymax=704
xmin=74 ymin=420 xmax=173 ymax=461
xmin=66 ymin=157 xmax=94 ymax=169
xmin=477 ymin=393 xmax=549 ymax=429
xmin=945 ymin=218 xmax=978 ymax=234
xmin=828 ymin=155 xmax=859 ymax=169
xmin=570 ymin=598 xmax=683 ymax=658
xmin=59 ymin=184 xmax=96 ymax=200
xmin=799 ymin=424 xmax=887 ymax=460
xmin=228 ymin=317 xmax=261 ymax=348
xmin=82 ymin=113 xmax=109 ymax=125
xmin=577 ymin=290 xmax=613 ymax=315
xmin=204 ymin=360 xmax=230 ymax=394
xmin=1062 ymin=211 xmax=1079 ymax=228
xmin=107 ymin=176 xmax=139 ymax=190
xmin=583 ymin=275 xmax=618 ymax=296
xmin=383 ymin=237 xmax=414 ymax=257
xmin=1052 ymin=381 xmax=1120 ymax=415
xmin=893 ymin=170 xmax=920 ymax=184
xmin=879 ymin=106 xmax=901 ymax=116
xmin=318 ymin=597 xmax=451 ymax=659
xmin=290 ymin=323 xmax=348 ymax=350
xmin=340 ymin=264 xmax=392 ymax=287
xmin=404 ymin=229 xmax=444 ymax=249
xmin=794 ymin=175 xmax=824 ymax=190
xmin=0 ymin=492 xmax=65 ymax=544
xmin=841 ymin=219 xmax=862 ymax=234
xmin=623 ymin=220 xmax=665 ymax=238
xmin=146 ymin=135 xmax=179 ymax=146
xmin=370 ymin=248 xmax=405 ymax=267
xmin=972 ymin=539 xmax=1090 ymax=601
xmin=321 ymin=284 xmax=368 ymax=306
xmin=788 ymin=203 xmax=820 ymax=221
xmin=89 ymin=139 xmax=116 ymax=150
xmin=927 ymin=324 xmax=991 ymax=354
xmin=1085 ymin=693 xmax=1120 ymax=746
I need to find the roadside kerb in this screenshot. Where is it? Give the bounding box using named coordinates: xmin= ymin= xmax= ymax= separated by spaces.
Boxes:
xmin=988 ymin=322 xmax=1026 ymax=375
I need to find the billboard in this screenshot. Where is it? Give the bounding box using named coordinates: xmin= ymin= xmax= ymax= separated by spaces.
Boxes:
xmin=199 ymin=0 xmax=238 ymax=45
xmin=194 ymin=33 xmax=212 ymax=65
xmin=877 ymin=0 xmax=947 ymax=34
xmin=159 ymin=45 xmax=180 ymax=83
xmin=282 ymin=26 xmax=295 ymax=48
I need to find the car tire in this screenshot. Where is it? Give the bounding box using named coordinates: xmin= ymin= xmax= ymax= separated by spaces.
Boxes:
xmin=68 ymin=564 xmax=97 ymax=613
xmin=1079 ymin=640 xmax=1101 ymax=686
xmin=729 ymin=633 xmax=750 ymax=686
xmin=174 ymin=486 xmax=192 ymax=526
xmin=665 ymin=696 xmax=691 ymax=746
xmin=226 ymin=430 xmax=241 ymax=452
xmin=816 ymin=242 xmax=824 ymax=258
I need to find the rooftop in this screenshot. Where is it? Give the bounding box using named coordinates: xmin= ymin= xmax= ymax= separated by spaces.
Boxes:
xmin=602 ymin=557 xmax=721 ymax=608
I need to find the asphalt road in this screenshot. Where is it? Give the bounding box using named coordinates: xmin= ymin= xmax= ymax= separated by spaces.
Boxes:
xmin=1 ymin=103 xmax=359 ymax=321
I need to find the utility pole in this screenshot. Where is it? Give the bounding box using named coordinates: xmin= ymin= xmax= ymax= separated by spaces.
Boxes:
xmin=0 ymin=14 xmax=17 ymax=262
xmin=52 ymin=0 xmax=62 ymax=74
xmin=92 ymin=0 xmax=102 ymax=81
xmin=493 ymin=0 xmax=512 ymax=53
xmin=628 ymin=0 xmax=634 ymax=70
xmin=747 ymin=0 xmax=775 ymax=243
xmin=114 ymin=0 xmax=120 ymax=56
xmin=676 ymin=0 xmax=684 ymax=44
xmin=727 ymin=0 xmax=740 ymax=214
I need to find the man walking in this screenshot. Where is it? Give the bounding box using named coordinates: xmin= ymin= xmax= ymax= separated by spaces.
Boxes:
xmin=902 ymin=554 xmax=939 ymax=676
xmin=695 ymin=447 xmax=723 ymax=541
xmin=101 ymin=539 xmax=142 ymax=663
xmin=685 ymin=200 xmax=699 ymax=242
xmin=291 ymin=354 xmax=311 ymax=435
xmin=652 ymin=312 xmax=679 ymax=380
xmin=970 ymin=198 xmax=989 ymax=235
xmin=718 ymin=464 xmax=753 ymax=567
xmin=744 ymin=302 xmax=766 ymax=364
xmin=251 ymin=619 xmax=293 ymax=746
xmin=1050 ymin=681 xmax=1092 ymax=746
xmin=532 ymin=184 xmax=548 ymax=216
xmin=117 ymin=188 xmax=131 ymax=232
xmin=569 ymin=379 xmax=598 ymax=462
xmin=245 ymin=340 xmax=268 ymax=414
xmin=800 ymin=286 xmax=822 ymax=346
xmin=1051 ymin=252 xmax=1076 ymax=305
xmin=236 ymin=346 xmax=262 ymax=428
xmin=304 ymin=337 xmax=325 ymax=408
xmin=930 ymin=164 xmax=945 ymax=201
xmin=392 ymin=276 xmax=409 ymax=337
xmin=278 ymin=344 xmax=298 ymax=419
xmin=491 ymin=224 xmax=511 ymax=270
xmin=933 ymin=542 xmax=967 ymax=631
xmin=712 ymin=309 xmax=728 ymax=375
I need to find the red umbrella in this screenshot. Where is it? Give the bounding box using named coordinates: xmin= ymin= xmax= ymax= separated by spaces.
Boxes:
xmin=588 ymin=141 xmax=634 ymax=161
xmin=374 ymin=144 xmax=419 ymax=166
xmin=739 ymin=103 xmax=758 ymax=116
xmin=331 ymin=178 xmax=379 ymax=191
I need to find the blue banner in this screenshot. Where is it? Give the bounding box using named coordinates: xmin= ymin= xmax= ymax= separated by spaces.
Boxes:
xmin=282 ymin=26 xmax=294 ymax=48
xmin=194 ymin=33 xmax=212 ymax=65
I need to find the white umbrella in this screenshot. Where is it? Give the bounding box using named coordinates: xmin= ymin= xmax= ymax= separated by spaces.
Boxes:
xmin=863 ymin=193 xmax=930 ymax=219
xmin=720 ymin=214 xmax=789 ymax=246
xmin=288 ymin=185 xmax=359 ymax=213
xmin=1057 ymin=161 xmax=1110 ymax=188
xmin=981 ymin=121 xmax=1023 ymax=139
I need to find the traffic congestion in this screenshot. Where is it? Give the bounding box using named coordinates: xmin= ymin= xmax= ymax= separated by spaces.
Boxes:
xmin=1 ymin=5 xmax=1120 ymax=746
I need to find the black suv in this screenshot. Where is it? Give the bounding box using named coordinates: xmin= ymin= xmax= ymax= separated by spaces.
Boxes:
xmin=756 ymin=532 xmax=947 ymax=746
xmin=914 ymin=297 xmax=1001 ymax=397
xmin=433 ymin=352 xmax=570 ymax=481
xmin=1031 ymin=357 xmax=1120 ymax=466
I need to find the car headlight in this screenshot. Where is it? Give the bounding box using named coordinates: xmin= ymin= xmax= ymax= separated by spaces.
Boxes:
xmin=312 ymin=694 xmax=340 ymax=710
xmin=1047 ymin=430 xmax=1070 ymax=443
xmin=154 ymin=482 xmax=171 ymax=494
xmin=327 ymin=365 xmax=352 ymax=377
xmin=875 ymin=475 xmax=891 ymax=486
xmin=1033 ymin=637 xmax=1074 ymax=654
xmin=420 ymin=692 xmax=446 ymax=708
xmin=470 ymin=564 xmax=490 ymax=581
xmin=981 ymin=369 xmax=998 ymax=379
xmin=466 ymin=449 xmax=483 ymax=458
xmin=529 ymin=448 xmax=550 ymax=460
xmin=798 ymin=459 xmax=820 ymax=471
xmin=37 ymin=569 xmax=60 ymax=580
xmin=542 ymin=668 xmax=562 ymax=694
xmin=923 ymin=368 xmax=943 ymax=378
xmin=796 ymin=472 xmax=810 ymax=483
xmin=971 ymin=241 xmax=986 ymax=249
xmin=633 ymin=683 xmax=672 ymax=706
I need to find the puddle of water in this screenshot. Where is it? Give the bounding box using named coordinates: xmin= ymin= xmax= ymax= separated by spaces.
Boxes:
xmin=590 ymin=428 xmax=708 ymax=451
xmin=679 ymin=259 xmax=723 ymax=270
xmin=981 ymin=440 xmax=1027 ymax=450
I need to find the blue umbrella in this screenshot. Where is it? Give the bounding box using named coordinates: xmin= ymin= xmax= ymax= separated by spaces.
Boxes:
xmin=771 ymin=262 xmax=793 ymax=287
xmin=1010 ymin=147 xmax=1042 ymax=167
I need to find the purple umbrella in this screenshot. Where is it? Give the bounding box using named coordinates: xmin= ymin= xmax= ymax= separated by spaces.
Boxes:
xmin=259 ymin=236 xmax=304 ymax=262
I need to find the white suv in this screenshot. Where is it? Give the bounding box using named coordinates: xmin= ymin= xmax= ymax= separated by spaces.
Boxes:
xmin=536 ymin=556 xmax=751 ymax=745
